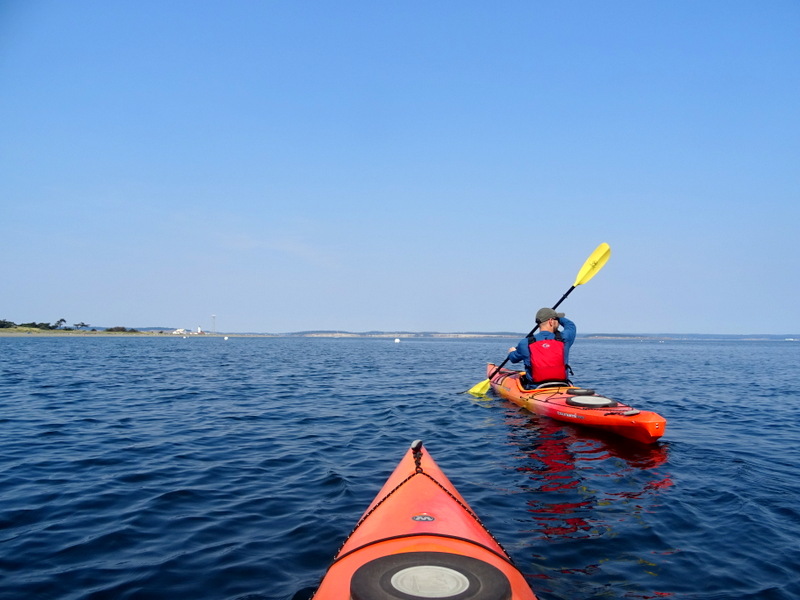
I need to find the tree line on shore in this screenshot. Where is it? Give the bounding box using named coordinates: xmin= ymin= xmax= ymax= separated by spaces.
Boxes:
xmin=0 ymin=319 xmax=138 ymax=332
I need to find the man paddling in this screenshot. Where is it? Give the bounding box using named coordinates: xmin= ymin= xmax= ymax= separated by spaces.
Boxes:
xmin=508 ymin=308 xmax=576 ymax=389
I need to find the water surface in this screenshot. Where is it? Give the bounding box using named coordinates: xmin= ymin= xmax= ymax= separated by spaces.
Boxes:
xmin=1 ymin=336 xmax=798 ymax=599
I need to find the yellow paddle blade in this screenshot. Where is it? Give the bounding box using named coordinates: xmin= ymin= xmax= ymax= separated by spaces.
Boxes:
xmin=467 ymin=378 xmax=491 ymax=396
xmin=573 ymin=242 xmax=611 ymax=286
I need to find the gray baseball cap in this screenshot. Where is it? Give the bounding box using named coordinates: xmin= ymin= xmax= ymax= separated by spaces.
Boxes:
xmin=536 ymin=308 xmax=564 ymax=323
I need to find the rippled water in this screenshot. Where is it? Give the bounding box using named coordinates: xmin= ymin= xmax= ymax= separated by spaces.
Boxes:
xmin=1 ymin=336 xmax=798 ymax=599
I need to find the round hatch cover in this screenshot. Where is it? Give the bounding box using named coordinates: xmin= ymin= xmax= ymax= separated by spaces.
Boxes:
xmin=565 ymin=395 xmax=618 ymax=408
xmin=350 ymin=551 xmax=511 ymax=600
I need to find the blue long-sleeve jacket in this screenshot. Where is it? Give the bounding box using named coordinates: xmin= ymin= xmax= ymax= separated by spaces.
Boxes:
xmin=508 ymin=317 xmax=577 ymax=374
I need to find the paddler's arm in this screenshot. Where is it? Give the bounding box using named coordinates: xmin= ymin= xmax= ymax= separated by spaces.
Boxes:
xmin=558 ymin=316 xmax=577 ymax=366
xmin=507 ymin=340 xmax=526 ymax=363
xmin=559 ymin=316 xmax=577 ymax=344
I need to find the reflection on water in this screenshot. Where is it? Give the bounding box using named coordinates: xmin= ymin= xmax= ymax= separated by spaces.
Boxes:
xmin=499 ymin=408 xmax=676 ymax=597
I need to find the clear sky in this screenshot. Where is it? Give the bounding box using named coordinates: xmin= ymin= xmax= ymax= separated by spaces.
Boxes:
xmin=2 ymin=1 xmax=798 ymax=335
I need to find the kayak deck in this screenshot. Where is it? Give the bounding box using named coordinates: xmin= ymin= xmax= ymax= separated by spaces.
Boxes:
xmin=486 ymin=363 xmax=666 ymax=444
xmin=313 ymin=440 xmax=537 ymax=599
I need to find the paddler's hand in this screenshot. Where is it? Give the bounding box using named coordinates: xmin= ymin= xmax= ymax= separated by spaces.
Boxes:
xmin=508 ymin=347 xmax=515 ymax=353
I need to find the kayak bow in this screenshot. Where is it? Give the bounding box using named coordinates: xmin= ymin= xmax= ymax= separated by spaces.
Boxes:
xmin=486 ymin=363 xmax=666 ymax=445
xmin=312 ymin=440 xmax=537 ymax=600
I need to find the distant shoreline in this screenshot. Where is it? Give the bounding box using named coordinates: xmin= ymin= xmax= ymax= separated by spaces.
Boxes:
xmin=0 ymin=330 xmax=511 ymax=339
xmin=0 ymin=329 xmax=796 ymax=341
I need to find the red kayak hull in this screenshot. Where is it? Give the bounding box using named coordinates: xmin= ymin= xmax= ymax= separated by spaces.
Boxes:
xmin=487 ymin=363 xmax=666 ymax=445
xmin=313 ymin=440 xmax=537 ymax=599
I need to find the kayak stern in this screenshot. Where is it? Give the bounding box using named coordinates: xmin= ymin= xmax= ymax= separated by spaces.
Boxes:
xmin=486 ymin=363 xmax=666 ymax=444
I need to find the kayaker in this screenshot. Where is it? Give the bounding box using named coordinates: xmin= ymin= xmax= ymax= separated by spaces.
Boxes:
xmin=507 ymin=308 xmax=576 ymax=389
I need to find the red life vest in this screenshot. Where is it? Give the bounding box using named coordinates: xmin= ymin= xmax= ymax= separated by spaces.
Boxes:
xmin=527 ymin=335 xmax=567 ymax=383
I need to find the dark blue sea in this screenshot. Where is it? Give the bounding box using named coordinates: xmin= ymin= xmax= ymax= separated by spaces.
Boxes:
xmin=1 ymin=335 xmax=799 ymax=600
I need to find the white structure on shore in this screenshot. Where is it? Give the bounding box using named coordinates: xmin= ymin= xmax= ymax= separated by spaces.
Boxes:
xmin=172 ymin=327 xmax=205 ymax=335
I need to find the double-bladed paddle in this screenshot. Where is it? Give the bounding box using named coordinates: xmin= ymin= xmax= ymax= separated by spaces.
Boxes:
xmin=466 ymin=242 xmax=612 ymax=396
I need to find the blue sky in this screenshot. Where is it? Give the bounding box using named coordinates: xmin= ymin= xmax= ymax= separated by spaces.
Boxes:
xmin=2 ymin=1 xmax=798 ymax=335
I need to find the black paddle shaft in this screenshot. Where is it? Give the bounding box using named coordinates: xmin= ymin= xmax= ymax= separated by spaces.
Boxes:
xmin=486 ymin=284 xmax=577 ymax=381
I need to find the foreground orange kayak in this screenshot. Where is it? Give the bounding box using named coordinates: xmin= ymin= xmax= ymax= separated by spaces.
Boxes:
xmin=487 ymin=363 xmax=666 ymax=445
xmin=312 ymin=440 xmax=537 ymax=599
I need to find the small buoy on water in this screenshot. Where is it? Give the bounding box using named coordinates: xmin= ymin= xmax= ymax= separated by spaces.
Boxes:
xmin=224 ymin=336 xmax=229 ymax=340
xmin=395 ymin=338 xmax=400 ymax=343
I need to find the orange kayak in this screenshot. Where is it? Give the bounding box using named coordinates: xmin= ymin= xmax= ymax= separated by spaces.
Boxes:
xmin=487 ymin=363 xmax=666 ymax=445
xmin=312 ymin=440 xmax=538 ymax=599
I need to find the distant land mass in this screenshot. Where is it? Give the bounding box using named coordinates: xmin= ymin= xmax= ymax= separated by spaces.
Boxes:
xmin=1 ymin=322 xmax=797 ymax=341
xmin=213 ymin=331 xmax=797 ymax=341
xmin=277 ymin=331 xmax=799 ymax=341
